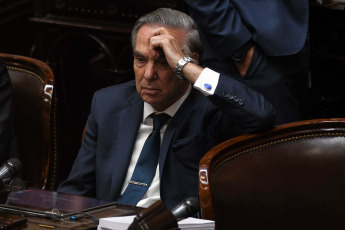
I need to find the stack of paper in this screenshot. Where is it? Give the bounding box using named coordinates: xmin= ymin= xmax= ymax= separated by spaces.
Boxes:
xmin=98 ymin=216 xmax=215 ymax=230
xmin=97 ymin=215 xmax=135 ymax=230
xmin=178 ymin=217 xmax=215 ymax=230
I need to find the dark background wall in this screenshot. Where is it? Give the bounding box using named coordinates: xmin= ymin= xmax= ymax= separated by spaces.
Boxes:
xmin=0 ymin=0 xmax=35 ymax=56
xmin=1 ymin=0 xmax=344 ymax=189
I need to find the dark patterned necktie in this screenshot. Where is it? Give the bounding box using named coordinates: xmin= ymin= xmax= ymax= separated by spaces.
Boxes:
xmin=118 ymin=113 xmax=170 ymax=206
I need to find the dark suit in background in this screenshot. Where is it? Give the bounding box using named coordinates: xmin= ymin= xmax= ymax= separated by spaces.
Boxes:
xmin=0 ymin=58 xmax=18 ymax=164
xmin=184 ymin=0 xmax=310 ymax=125
xmin=58 ymin=76 xmax=274 ymax=210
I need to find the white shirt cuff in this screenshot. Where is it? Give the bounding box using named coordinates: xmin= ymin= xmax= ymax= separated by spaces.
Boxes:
xmin=193 ymin=67 xmax=220 ymax=96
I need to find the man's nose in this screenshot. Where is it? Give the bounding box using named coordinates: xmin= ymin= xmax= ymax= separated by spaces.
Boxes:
xmin=143 ymin=62 xmax=157 ymax=80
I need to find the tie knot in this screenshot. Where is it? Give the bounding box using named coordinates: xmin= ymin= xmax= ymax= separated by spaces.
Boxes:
xmin=152 ymin=113 xmax=170 ymax=131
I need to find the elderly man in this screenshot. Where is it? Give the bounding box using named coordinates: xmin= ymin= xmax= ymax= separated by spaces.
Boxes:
xmin=57 ymin=8 xmax=275 ymax=210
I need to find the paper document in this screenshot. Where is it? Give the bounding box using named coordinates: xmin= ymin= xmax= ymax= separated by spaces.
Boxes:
xmin=98 ymin=215 xmax=135 ymax=230
xmin=178 ymin=217 xmax=215 ymax=230
xmin=98 ymin=216 xmax=215 ymax=230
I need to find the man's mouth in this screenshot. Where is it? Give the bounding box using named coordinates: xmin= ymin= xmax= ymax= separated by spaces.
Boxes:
xmin=142 ymin=87 xmax=160 ymax=95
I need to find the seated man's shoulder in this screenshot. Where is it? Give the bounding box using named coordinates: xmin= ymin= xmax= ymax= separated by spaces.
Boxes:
xmin=92 ymin=80 xmax=138 ymax=110
xmin=95 ymin=80 xmax=136 ymax=97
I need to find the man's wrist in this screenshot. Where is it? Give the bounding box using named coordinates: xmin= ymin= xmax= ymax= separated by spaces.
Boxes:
xmin=231 ymin=40 xmax=254 ymax=62
xmin=175 ymin=56 xmax=198 ymax=81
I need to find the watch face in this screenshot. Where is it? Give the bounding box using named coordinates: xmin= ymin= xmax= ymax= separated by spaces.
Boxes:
xmin=175 ymin=56 xmax=197 ymax=80
xmin=179 ymin=59 xmax=188 ymax=66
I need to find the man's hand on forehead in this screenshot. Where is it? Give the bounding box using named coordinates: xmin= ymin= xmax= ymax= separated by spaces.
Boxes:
xmin=149 ymin=27 xmax=185 ymax=69
xmin=150 ymin=47 xmax=165 ymax=59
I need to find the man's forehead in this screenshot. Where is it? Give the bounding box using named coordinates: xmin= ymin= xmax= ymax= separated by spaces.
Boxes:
xmin=137 ymin=25 xmax=158 ymax=39
xmin=133 ymin=49 xmax=166 ymax=60
xmin=136 ymin=25 xmax=186 ymax=45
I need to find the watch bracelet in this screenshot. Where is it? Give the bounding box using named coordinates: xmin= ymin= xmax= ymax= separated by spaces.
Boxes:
xmin=175 ymin=56 xmax=197 ymax=81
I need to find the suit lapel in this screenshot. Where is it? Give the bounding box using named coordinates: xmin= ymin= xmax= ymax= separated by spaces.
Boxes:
xmin=158 ymin=89 xmax=196 ymax=176
xmin=111 ymin=93 xmax=143 ymax=198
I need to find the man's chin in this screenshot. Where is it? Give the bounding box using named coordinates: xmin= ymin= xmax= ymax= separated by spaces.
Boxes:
xmin=141 ymin=95 xmax=158 ymax=104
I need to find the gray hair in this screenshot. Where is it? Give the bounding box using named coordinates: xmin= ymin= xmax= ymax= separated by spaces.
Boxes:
xmin=131 ymin=8 xmax=203 ymax=56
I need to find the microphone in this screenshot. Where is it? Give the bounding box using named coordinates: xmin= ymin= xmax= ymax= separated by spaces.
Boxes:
xmin=128 ymin=198 xmax=200 ymax=230
xmin=0 ymin=158 xmax=22 ymax=181
xmin=171 ymin=197 xmax=200 ymax=220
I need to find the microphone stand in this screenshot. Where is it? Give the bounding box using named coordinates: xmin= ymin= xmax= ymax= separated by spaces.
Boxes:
xmin=128 ymin=200 xmax=179 ymax=230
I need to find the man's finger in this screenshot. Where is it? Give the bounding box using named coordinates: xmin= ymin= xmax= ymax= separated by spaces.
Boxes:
xmin=152 ymin=27 xmax=169 ymax=36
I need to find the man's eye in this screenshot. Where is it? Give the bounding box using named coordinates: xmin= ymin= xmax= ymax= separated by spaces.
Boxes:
xmin=157 ymin=58 xmax=169 ymax=67
xmin=136 ymin=57 xmax=144 ymax=62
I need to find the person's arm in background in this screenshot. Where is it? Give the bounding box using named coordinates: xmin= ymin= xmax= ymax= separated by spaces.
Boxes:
xmin=183 ymin=0 xmax=253 ymax=76
xmin=183 ymin=0 xmax=251 ymax=56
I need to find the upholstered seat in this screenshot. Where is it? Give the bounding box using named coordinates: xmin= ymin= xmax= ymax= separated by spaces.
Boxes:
xmin=0 ymin=53 xmax=55 ymax=189
xmin=199 ymin=118 xmax=345 ymax=229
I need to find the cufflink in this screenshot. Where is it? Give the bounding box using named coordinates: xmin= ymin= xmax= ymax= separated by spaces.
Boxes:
xmin=204 ymin=83 xmax=212 ymax=91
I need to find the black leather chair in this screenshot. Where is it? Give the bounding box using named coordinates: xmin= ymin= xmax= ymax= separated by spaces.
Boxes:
xmin=199 ymin=118 xmax=345 ymax=229
xmin=0 ymin=53 xmax=56 ymax=189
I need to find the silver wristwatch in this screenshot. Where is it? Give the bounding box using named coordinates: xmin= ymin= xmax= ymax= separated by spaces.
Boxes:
xmin=175 ymin=56 xmax=197 ymax=81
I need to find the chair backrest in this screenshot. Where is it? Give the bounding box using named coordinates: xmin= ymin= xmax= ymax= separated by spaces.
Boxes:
xmin=0 ymin=53 xmax=55 ymax=189
xmin=199 ymin=118 xmax=345 ymax=230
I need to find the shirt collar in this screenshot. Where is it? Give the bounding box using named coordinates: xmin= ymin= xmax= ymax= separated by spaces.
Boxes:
xmin=143 ymin=84 xmax=191 ymax=123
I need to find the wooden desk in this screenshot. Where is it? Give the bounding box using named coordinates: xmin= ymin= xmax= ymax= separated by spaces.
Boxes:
xmin=20 ymin=203 xmax=142 ymax=230
xmin=0 ymin=188 xmax=143 ymax=230
xmin=3 ymin=203 xmax=142 ymax=230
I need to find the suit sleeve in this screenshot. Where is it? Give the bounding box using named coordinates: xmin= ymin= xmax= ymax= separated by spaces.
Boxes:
xmin=209 ymin=75 xmax=276 ymax=136
xmin=193 ymin=67 xmax=275 ymax=134
xmin=184 ymin=0 xmax=252 ymax=54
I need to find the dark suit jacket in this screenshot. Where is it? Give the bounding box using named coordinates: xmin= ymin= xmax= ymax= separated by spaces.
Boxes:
xmin=58 ymin=75 xmax=275 ymax=210
xmin=0 ymin=58 xmax=18 ymax=164
xmin=184 ymin=0 xmax=309 ymax=59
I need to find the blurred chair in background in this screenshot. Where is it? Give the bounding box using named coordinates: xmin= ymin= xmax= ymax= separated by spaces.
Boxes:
xmin=199 ymin=118 xmax=345 ymax=229
xmin=0 ymin=53 xmax=55 ymax=189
